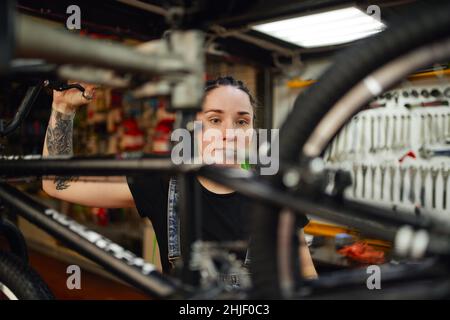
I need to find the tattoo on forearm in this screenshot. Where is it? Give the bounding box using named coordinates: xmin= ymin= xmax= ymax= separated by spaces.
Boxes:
xmin=46 ymin=109 xmax=79 ymax=190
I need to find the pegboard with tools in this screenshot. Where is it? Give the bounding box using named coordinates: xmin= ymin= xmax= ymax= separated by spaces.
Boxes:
xmin=324 ymin=84 xmax=450 ymax=217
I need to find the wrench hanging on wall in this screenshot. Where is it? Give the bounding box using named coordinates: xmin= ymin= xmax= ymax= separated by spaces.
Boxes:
xmin=419 ymin=166 xmax=429 ymax=208
xmin=443 ymin=167 xmax=449 ymax=210
xmin=430 ymin=167 xmax=439 ymax=209
xmin=409 ymin=166 xmax=418 ymax=204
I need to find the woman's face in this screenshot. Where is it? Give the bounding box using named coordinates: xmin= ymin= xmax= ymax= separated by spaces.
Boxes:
xmin=196 ymin=85 xmax=254 ymax=167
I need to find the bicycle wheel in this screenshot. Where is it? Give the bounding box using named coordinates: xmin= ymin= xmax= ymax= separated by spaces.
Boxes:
xmin=0 ymin=252 xmax=54 ymax=300
xmin=251 ymin=2 xmax=450 ymax=299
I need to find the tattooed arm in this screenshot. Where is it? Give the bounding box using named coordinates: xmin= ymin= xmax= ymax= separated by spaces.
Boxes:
xmin=42 ymin=85 xmax=134 ymax=208
xmin=45 ymin=108 xmax=78 ymax=190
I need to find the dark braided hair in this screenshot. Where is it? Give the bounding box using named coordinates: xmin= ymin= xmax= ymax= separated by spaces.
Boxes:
xmin=204 ymin=76 xmax=257 ymax=121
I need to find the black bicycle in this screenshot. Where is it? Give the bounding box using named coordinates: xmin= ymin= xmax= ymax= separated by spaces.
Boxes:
xmin=1 ymin=0 xmax=450 ymax=300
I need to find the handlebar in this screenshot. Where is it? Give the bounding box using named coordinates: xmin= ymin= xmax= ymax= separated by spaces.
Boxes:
xmin=0 ymin=81 xmax=45 ymax=137
xmin=0 ymin=77 xmax=86 ymax=138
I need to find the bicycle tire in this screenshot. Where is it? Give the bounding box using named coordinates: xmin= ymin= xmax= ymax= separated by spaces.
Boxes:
xmin=251 ymin=2 xmax=450 ymax=299
xmin=0 ymin=252 xmax=54 ymax=300
xmin=0 ymin=219 xmax=29 ymax=264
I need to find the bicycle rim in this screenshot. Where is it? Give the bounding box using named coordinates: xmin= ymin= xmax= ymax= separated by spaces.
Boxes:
xmin=251 ymin=3 xmax=450 ymax=299
xmin=0 ymin=282 xmax=19 ymax=300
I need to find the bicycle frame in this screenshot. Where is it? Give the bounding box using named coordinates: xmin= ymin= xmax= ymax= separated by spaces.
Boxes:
xmin=0 ymin=6 xmax=207 ymax=298
xmin=1 ymin=156 xmax=450 ymax=299
xmin=0 ymin=181 xmax=181 ymax=298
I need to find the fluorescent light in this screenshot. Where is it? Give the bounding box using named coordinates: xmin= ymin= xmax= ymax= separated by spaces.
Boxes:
xmin=252 ymin=6 xmax=386 ymax=48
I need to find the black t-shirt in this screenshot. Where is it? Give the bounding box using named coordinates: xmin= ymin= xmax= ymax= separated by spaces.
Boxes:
xmin=127 ymin=173 xmax=309 ymax=273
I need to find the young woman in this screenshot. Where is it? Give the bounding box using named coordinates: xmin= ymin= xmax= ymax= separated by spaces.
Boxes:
xmin=42 ymin=76 xmax=317 ymax=278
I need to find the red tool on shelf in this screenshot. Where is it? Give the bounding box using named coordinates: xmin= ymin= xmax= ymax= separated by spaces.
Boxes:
xmin=338 ymin=241 xmax=386 ymax=265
